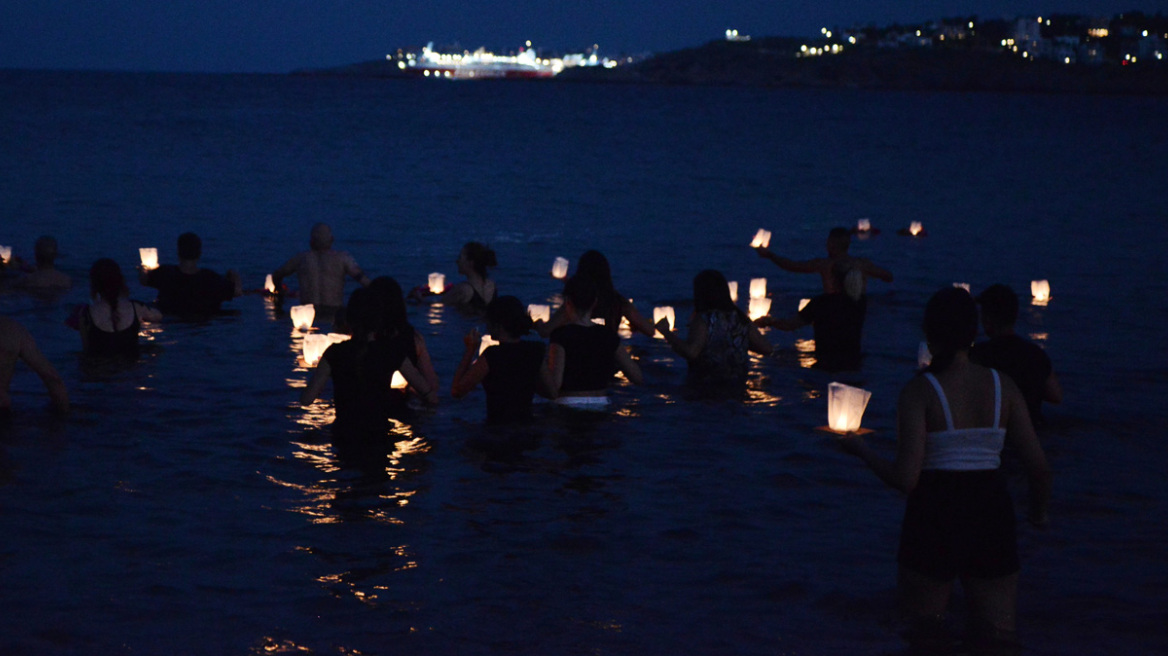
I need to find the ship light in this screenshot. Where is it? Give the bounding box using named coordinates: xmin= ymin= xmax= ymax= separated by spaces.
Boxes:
xmin=0 ymin=246 xmax=11 ymax=264
xmin=290 ymin=304 xmax=315 ymax=331
xmin=825 ymin=382 xmax=872 ymax=433
xmin=139 ymin=247 xmax=159 ymax=270
xmin=528 ymin=304 xmax=551 ymax=323
xmin=1031 ymin=279 xmax=1051 ymax=304
xmin=909 ymin=221 xmax=923 ymax=236
xmin=301 ymin=334 xmax=331 ymax=367
xmin=799 ymin=298 xmax=810 ymax=311
xmin=264 ymin=274 xmax=276 ymax=294
xmin=750 ymin=228 xmax=771 ymax=249
xmin=653 ymin=306 xmax=675 ymax=336
xmin=748 ymin=298 xmax=772 ymax=321
xmin=428 ymin=272 xmax=445 ymax=295
xmin=391 ymin=371 xmax=408 ymax=390
xmin=728 ymin=281 xmax=738 ymax=303
xmin=551 ymin=257 xmax=569 ymax=280
xmin=918 ymin=341 xmax=932 ymax=369
xmin=749 ymin=278 xmax=766 ymax=300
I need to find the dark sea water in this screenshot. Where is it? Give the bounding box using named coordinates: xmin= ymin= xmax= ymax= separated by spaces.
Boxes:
xmin=1 ymin=70 xmax=1167 ymax=655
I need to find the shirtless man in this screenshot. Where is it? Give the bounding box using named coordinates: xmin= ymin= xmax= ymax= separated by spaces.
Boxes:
xmin=14 ymin=236 xmax=71 ymax=290
xmin=271 ymin=223 xmax=371 ymax=315
xmin=0 ymin=316 xmax=70 ymax=417
xmin=755 ymin=226 xmax=893 ymax=294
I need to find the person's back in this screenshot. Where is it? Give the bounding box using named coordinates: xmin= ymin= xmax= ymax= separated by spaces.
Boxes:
xmin=482 ymin=340 xmax=546 ymax=424
xmin=691 ymin=309 xmax=751 ymax=380
xmin=15 ymin=236 xmax=71 ymax=290
xmin=971 ymin=284 xmax=1060 ymax=423
xmin=550 ymin=323 xmax=619 ymax=393
xmin=272 ymin=224 xmax=368 ymax=311
xmin=143 ymin=233 xmax=237 ymax=316
xmin=324 ymin=337 xmax=407 ymax=436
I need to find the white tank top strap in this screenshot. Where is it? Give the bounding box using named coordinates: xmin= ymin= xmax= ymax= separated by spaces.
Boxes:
xmin=991 ymin=369 xmax=1002 ymax=428
xmin=923 ymin=372 xmax=955 ymax=431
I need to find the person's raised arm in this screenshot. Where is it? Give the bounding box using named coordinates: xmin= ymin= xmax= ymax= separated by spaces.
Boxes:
xmin=614 ymin=344 xmax=644 ymax=386
xmin=859 ymin=259 xmax=894 ymax=283
xmin=621 ymin=300 xmax=656 ymax=338
xmin=1003 ymin=377 xmax=1052 ymax=526
xmin=535 ymin=305 xmax=568 ymax=338
xmin=755 ymin=314 xmax=807 ymax=332
xmin=842 ymin=380 xmax=928 ymax=494
xmin=400 ymin=358 xmax=437 ymax=405
xmin=658 ymin=313 xmax=707 ymax=361
xmin=755 ymin=247 xmax=823 ymax=274
xmin=747 ymin=322 xmax=774 ymax=356
xmin=270 ymin=253 xmax=302 ymax=290
xmin=299 ymin=358 xmax=332 ymax=406
xmin=451 ymin=328 xmax=488 ymax=399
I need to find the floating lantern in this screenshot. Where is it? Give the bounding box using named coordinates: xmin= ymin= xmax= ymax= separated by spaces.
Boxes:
xmin=653 ymin=306 xmax=675 ymax=334
xmin=264 ymin=274 xmax=276 ymax=294
xmin=528 ymin=304 xmax=551 ymax=323
xmin=0 ymin=245 xmax=11 ymax=264
xmin=479 ymin=334 xmax=500 ymax=355
xmin=953 ymin=282 xmax=971 ymax=293
xmin=301 ymin=334 xmax=332 ymax=367
xmin=826 ymin=382 xmax=872 ymax=433
xmin=326 ymin=333 xmax=351 ymax=345
xmin=551 ymin=257 xmax=569 ymax=280
xmin=139 ymin=247 xmax=159 ymax=270
xmin=428 ymin=272 xmax=445 ymax=295
xmin=857 ymin=218 xmax=871 ymax=232
xmin=909 ymin=221 xmax=923 ymax=236
xmin=728 ymin=281 xmax=738 ymax=303
xmin=750 ymin=229 xmax=772 ymax=249
xmin=591 ymin=317 xmax=606 ymax=326
xmin=918 ymin=341 xmax=932 ymax=369
xmin=798 ymin=298 xmax=811 ymax=312
xmin=289 ymin=304 xmax=315 ymax=331
xmin=748 ymin=297 xmax=772 ymax=321
xmin=391 ymin=371 xmax=408 ymax=390
xmin=1031 ymin=279 xmax=1051 ymax=303
xmin=749 ymin=278 xmax=767 ymax=300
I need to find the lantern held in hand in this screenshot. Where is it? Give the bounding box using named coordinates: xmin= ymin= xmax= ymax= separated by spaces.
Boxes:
xmin=750 ymin=229 xmax=771 ymax=249
xmin=748 ymin=298 xmax=772 ymax=321
xmin=301 ymin=334 xmax=331 ymax=367
xmin=290 ymin=304 xmax=315 ymax=331
xmin=653 ymin=306 xmax=675 ymax=335
xmin=264 ymin=274 xmax=276 ymax=294
xmin=1031 ymin=279 xmax=1051 ymax=304
xmin=551 ymin=257 xmax=569 ymax=280
xmin=727 ymin=281 xmax=738 ymax=303
xmin=139 ymin=248 xmax=159 ymax=270
xmin=826 ymin=382 xmax=872 ymax=434
xmin=528 ymin=304 xmax=551 ymax=323
xmin=428 ymin=272 xmax=445 ymax=295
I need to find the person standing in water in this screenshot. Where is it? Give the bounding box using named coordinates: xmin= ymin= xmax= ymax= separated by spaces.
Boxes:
xmin=271 ymin=223 xmax=371 ymax=317
xmin=755 ymin=226 xmax=893 ymax=294
xmin=840 ymin=287 xmax=1051 ymax=651
xmin=411 ymin=241 xmax=497 ymax=314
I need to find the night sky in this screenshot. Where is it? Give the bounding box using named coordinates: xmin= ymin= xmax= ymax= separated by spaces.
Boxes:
xmin=1 ymin=1 xmax=1160 ymax=73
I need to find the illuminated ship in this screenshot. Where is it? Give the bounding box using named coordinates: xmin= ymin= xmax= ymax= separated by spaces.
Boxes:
xmin=391 ymin=42 xmax=616 ymax=80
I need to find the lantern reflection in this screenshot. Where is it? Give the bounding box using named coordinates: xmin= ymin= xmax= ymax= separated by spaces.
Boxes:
xmin=795 ymin=338 xmax=817 ymax=369
xmin=825 ymin=382 xmax=872 ymax=434
xmin=750 ymin=229 xmax=771 ymax=249
xmin=428 ymin=272 xmax=445 ymax=294
xmin=551 ymin=257 xmax=569 ymax=279
xmin=139 ymin=247 xmax=159 ymax=270
xmin=290 ymin=304 xmax=315 ymax=331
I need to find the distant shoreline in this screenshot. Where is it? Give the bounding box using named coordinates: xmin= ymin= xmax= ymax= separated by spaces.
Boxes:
xmin=296 ymin=38 xmax=1168 ymax=96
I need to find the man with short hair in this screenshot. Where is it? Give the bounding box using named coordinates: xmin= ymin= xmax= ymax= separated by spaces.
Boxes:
xmin=141 ymin=232 xmax=242 ymax=316
xmin=15 ymin=235 xmax=71 ymax=289
xmin=270 ymin=223 xmax=370 ymax=314
xmin=755 ymin=226 xmax=893 ymax=294
xmin=971 ymin=283 xmax=1062 ymax=424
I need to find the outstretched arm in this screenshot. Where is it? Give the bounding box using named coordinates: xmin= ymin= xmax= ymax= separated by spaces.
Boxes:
xmin=451 ymin=329 xmax=488 ymax=399
xmin=755 ymin=247 xmax=825 ymax=274
xmin=859 ymin=259 xmax=894 ymax=283
xmin=621 ymin=300 xmax=657 ymax=338
xmin=657 ymin=314 xmax=707 ymax=361
xmin=842 ymin=380 xmax=927 ymax=494
xmin=299 ymin=358 xmax=332 ymax=406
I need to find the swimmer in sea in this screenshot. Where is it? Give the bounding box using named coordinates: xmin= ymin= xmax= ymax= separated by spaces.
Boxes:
xmin=755 ymin=226 xmax=893 ymax=295
xmin=452 ymin=295 xmax=553 ymax=424
xmin=411 ymin=241 xmax=497 ymax=314
xmin=537 ymin=249 xmax=654 ymax=337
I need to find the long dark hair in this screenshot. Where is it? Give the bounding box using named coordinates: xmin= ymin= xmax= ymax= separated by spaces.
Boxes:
xmin=90 ymin=258 xmax=127 ymax=324
xmin=693 ymin=269 xmax=747 ymax=324
xmin=921 ymin=286 xmax=978 ymax=374
xmin=462 ymin=242 xmax=497 ymax=279
xmin=369 ymin=276 xmax=414 ymax=341
xmin=575 ymin=250 xmax=621 ymax=325
xmin=486 ymin=295 xmax=533 ymax=339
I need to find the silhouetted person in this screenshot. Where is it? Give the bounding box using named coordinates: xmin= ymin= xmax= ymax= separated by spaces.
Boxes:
xmin=756 ymin=226 xmax=893 ymax=294
xmin=272 ymin=223 xmax=371 ymax=317
xmin=0 ymin=316 xmax=69 ymax=419
xmin=141 ymin=232 xmax=241 ymax=317
xmin=76 ymin=258 xmax=161 ymax=357
xmin=537 ymin=250 xmax=654 ymax=337
xmin=14 ymin=236 xmax=71 ymax=290
xmin=757 ymin=261 xmax=867 ymax=371
xmin=410 ymin=241 xmax=497 ymax=314
xmin=971 ymin=284 xmax=1062 ymax=424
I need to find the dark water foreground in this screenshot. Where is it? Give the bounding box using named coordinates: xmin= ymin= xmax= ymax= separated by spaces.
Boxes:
xmin=0 ymin=71 xmax=1166 ymax=654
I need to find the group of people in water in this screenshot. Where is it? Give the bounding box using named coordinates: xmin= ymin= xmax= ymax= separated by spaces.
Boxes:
xmin=0 ymin=221 xmax=1061 ymax=652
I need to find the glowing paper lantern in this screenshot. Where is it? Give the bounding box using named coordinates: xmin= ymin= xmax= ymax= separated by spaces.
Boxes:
xmin=953 ymin=282 xmax=971 ymax=293
xmin=551 ymin=257 xmax=569 ymax=280
xmin=264 ymin=274 xmax=276 ymax=294
xmin=139 ymin=247 xmax=159 ymax=270
xmin=326 ymin=333 xmax=351 ymax=345
xmin=528 ymin=304 xmax=551 ymax=323
xmin=918 ymin=341 xmax=932 ymax=369
xmin=749 ymin=278 xmax=767 ymax=300
xmin=301 ymin=334 xmax=331 ymax=367
xmin=289 ymin=304 xmax=315 ymax=331
xmin=827 ymin=382 xmax=872 ymax=433
xmin=909 ymin=221 xmax=923 ymax=236
xmin=591 ymin=317 xmax=606 ymax=326
xmin=728 ymin=281 xmax=738 ymax=303
xmin=0 ymin=246 xmax=11 ymax=264
xmin=750 ymin=229 xmax=772 ymax=249
xmin=653 ymin=306 xmax=675 ymax=335
xmin=1031 ymin=279 xmax=1051 ymax=303
xmin=428 ymin=272 xmax=445 ymax=294
xmin=748 ymin=297 xmax=772 ymax=321
xmin=391 ymin=371 xmax=408 ymax=390
xmin=857 ymin=218 xmax=871 ymax=232
xmin=798 ymin=298 xmax=810 ymax=311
